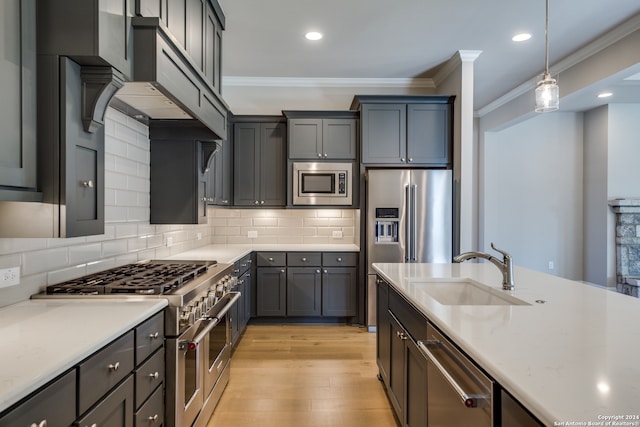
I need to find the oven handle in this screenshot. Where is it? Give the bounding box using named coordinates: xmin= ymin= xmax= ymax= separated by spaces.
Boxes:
xmin=188 ymin=292 xmax=241 ymax=346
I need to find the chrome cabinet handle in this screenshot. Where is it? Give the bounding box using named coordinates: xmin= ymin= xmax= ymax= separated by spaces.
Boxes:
xmin=81 ymin=180 xmax=94 ymax=188
xmin=280 ymin=269 xmax=285 ymax=273
xmin=396 ymin=331 xmax=407 ymax=340
xmin=400 ymin=158 xmax=406 ymax=162
xmin=317 ymin=153 xmax=322 ymax=158
xmin=148 ymin=371 xmax=159 ymax=380
xmin=323 ymin=269 xmax=328 ymax=274
xmin=408 ymin=157 xmax=413 ymax=162
xmin=30 ymin=421 xmax=47 ymax=427
xmin=337 ymin=257 xmax=342 ymax=262
xmin=108 ymin=362 xmax=120 ymax=372
xmin=148 ymin=332 xmax=159 ymax=340
xmin=301 ymin=257 xmax=307 ymax=262
xmin=148 ymin=414 xmax=159 ymax=422
xmin=260 ymin=200 xmax=265 ymax=204
xmin=268 ymin=257 xmax=274 ymax=262
xmin=323 ymin=153 xmax=328 ymax=158
xmin=316 ymin=269 xmax=321 ymax=273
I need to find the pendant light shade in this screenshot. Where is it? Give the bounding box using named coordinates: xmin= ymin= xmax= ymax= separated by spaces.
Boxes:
xmin=535 ymin=0 xmax=559 ymax=112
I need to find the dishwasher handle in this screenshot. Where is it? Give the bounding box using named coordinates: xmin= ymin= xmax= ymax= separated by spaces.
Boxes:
xmin=417 ymin=340 xmax=490 ymax=409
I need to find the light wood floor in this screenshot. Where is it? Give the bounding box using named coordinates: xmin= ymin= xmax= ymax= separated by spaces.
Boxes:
xmin=206 ymin=324 xmax=397 ymax=427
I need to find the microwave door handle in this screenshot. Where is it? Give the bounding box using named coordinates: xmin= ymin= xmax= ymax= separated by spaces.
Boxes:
xmin=411 ymin=184 xmax=417 ymax=262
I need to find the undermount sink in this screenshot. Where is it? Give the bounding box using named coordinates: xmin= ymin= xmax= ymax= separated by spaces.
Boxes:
xmin=413 ymin=279 xmax=530 ymax=306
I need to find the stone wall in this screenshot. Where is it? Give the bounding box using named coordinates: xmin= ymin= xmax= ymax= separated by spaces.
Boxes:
xmin=610 ymin=199 xmax=640 ymax=296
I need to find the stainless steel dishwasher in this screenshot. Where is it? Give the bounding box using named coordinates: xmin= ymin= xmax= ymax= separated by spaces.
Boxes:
xmin=418 ymin=326 xmax=493 ymax=426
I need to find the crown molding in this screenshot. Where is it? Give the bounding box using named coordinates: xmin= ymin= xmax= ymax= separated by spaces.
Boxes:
xmin=222 ymin=76 xmax=436 ymax=89
xmin=432 ymin=50 xmax=482 ymax=87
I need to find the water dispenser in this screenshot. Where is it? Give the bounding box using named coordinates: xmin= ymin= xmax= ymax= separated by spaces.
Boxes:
xmin=374 ymin=208 xmax=399 ymax=243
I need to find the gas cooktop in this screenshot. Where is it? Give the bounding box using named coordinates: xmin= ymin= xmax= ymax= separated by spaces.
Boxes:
xmin=46 ymin=260 xmax=216 ymax=296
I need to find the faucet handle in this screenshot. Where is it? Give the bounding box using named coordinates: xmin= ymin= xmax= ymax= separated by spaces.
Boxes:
xmin=490 ymin=242 xmax=511 ymax=260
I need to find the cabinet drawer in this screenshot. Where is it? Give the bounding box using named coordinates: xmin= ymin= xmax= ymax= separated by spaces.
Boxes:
xmin=78 ymin=330 xmax=135 ymax=415
xmin=136 ymin=311 xmax=164 ymax=364
xmin=234 ymin=253 xmax=253 ymax=276
xmin=76 ymin=375 xmax=134 ymax=427
xmin=135 ymin=347 xmax=164 ymax=409
xmin=389 ymin=288 xmax=428 ymax=341
xmin=256 ymin=252 xmax=286 ymax=266
xmin=322 ymin=252 xmax=357 ymax=267
xmin=0 ymin=369 xmax=76 ymax=427
xmin=135 ymin=384 xmax=164 ymax=427
xmin=287 ymin=252 xmax=321 ymax=266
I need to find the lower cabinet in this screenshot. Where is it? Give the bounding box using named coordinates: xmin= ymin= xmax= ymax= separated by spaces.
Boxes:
xmin=0 ymin=311 xmax=165 ymax=427
xmin=256 ymin=252 xmax=358 ymax=318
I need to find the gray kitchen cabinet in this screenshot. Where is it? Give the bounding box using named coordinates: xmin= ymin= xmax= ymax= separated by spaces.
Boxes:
xmin=322 ymin=267 xmax=357 ymax=316
xmin=207 ymin=117 xmax=233 ymax=206
xmin=351 ymin=95 xmax=454 ymax=166
xmin=284 ymin=111 xmax=358 ymax=160
xmin=254 ymin=251 xmax=358 ymax=319
xmin=0 ymin=0 xmax=39 ymax=201
xmin=38 ymin=0 xmax=135 ymax=79
xmin=233 ymin=120 xmax=287 ymax=207
xmin=501 ymin=390 xmax=545 ymax=427
xmin=134 ymin=385 xmax=164 ymax=427
xmin=376 ymin=278 xmax=391 ymax=384
xmin=0 ymin=369 xmax=76 ymax=427
xmin=256 ymin=267 xmax=287 ymax=317
xmin=287 ymin=267 xmax=322 ymax=316
xmin=76 ymin=375 xmax=134 ymax=427
xmin=149 ymin=121 xmax=219 ymax=224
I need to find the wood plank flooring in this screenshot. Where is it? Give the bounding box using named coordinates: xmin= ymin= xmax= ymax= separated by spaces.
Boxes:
xmin=206 ymin=324 xmax=397 ymax=427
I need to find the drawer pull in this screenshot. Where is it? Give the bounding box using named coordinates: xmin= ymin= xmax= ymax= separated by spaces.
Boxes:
xmin=280 ymin=269 xmax=285 ymax=273
xmin=148 ymin=414 xmax=159 ymax=422
xmin=148 ymin=332 xmax=159 ymax=340
xmin=149 ymin=371 xmax=159 ymax=380
xmin=108 ymin=362 xmax=120 ymax=372
xmin=301 ymin=257 xmax=307 ymax=262
xmin=81 ymin=180 xmax=94 ymax=188
xmin=316 ymin=269 xmax=321 ymax=274
xmin=337 ymin=257 xmax=343 ymax=262
xmin=30 ymin=420 xmax=47 ymax=427
xmin=268 ymin=257 xmax=274 ymax=262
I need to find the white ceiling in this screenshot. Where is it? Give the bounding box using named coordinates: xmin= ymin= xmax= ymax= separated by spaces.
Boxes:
xmin=218 ymin=0 xmax=640 ymax=113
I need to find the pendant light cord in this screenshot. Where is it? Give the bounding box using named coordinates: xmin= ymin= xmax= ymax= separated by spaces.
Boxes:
xmin=545 ymin=0 xmax=550 ymax=76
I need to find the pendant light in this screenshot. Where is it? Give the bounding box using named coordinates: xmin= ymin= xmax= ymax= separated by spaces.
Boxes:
xmin=535 ymin=0 xmax=559 ymax=112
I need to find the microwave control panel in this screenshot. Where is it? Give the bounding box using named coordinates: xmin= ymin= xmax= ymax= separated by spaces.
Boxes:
xmin=338 ymin=173 xmax=346 ymax=194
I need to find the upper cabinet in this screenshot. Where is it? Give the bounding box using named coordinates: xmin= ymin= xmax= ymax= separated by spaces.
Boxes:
xmin=284 ymin=111 xmax=358 ymax=160
xmin=233 ymin=118 xmax=287 ymax=207
xmin=207 ymin=116 xmax=233 ymax=206
xmin=351 ymin=95 xmax=454 ymax=166
xmin=0 ymin=0 xmax=39 ymax=202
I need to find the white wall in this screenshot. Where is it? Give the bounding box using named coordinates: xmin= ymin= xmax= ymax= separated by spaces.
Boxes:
xmin=482 ymin=112 xmax=584 ymax=279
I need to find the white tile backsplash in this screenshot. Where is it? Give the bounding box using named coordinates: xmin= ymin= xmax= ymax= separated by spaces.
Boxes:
xmin=0 ymin=107 xmax=359 ymax=308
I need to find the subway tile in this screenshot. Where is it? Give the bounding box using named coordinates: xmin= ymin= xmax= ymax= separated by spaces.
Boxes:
xmin=105 ymin=206 xmax=128 ymax=223
xmin=114 ymin=190 xmax=138 ymax=207
xmin=47 ymin=265 xmax=87 ymax=285
xmin=69 ymin=243 xmax=102 ymax=265
xmin=328 ymin=218 xmax=354 ymax=227
xmin=0 ymin=254 xmax=21 ymax=269
xmin=105 ymin=137 xmax=128 ymax=158
xmin=252 ymin=217 xmax=278 ymax=227
xmin=216 ymin=226 xmax=241 ymax=236
xmin=276 ymin=236 xmax=304 ymax=244
xmin=303 ymin=236 xmax=330 ymax=244
xmin=211 ymin=236 xmax=228 ymax=244
xmin=115 ymin=223 xmax=138 ymax=239
xmin=213 ymin=209 xmax=241 ymax=218
xmin=135 ymin=249 xmax=156 ymax=261
xmin=106 ymin=107 xmax=129 ymax=125
xmin=114 ymin=121 xmax=140 ymax=144
xmin=227 ymin=218 xmax=253 ymax=227
xmin=46 ymin=236 xmax=87 ymax=248
xmin=102 ymin=239 xmax=128 ymax=258
xmin=127 ymin=175 xmax=149 ymax=193
xmin=86 ymin=258 xmax=117 ymax=274
xmin=316 ymin=209 xmax=343 ymax=218
xmin=0 ymin=238 xmax=48 ymax=255
xmin=154 ymin=245 xmax=172 ymax=259
xmin=127 ymin=144 xmax=149 ymax=164
xmin=105 ymin=188 xmax=117 ymax=206
xmin=277 ymin=217 xmax=304 ymax=227
xmin=114 ymin=254 xmax=139 ymax=266
xmin=209 ymin=218 xmax=228 ymax=227
xmin=145 ymin=234 xmax=164 ymax=249
xmin=22 ymin=248 xmax=69 ymax=276
xmin=127 ymin=207 xmax=149 ymax=222
xmin=106 ymin=170 xmax=128 ymax=190
xmin=227 ymin=236 xmax=251 ymax=244
xmin=303 ymin=218 xmax=330 ymax=227
xmin=113 ymin=156 xmax=139 ymax=177
xmin=127 ymin=236 xmax=147 ymax=252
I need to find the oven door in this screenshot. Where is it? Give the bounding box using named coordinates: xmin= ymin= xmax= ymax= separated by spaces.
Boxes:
xmin=204 ymin=293 xmax=239 ymax=395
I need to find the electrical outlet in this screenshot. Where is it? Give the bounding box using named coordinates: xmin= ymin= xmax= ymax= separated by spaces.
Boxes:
xmin=332 ymin=230 xmax=344 ymax=239
xmin=548 ymin=261 xmax=554 ymax=270
xmin=248 ymin=231 xmax=258 ymax=239
xmin=196 ymin=232 xmax=202 ymax=241
xmin=166 ymin=237 xmax=174 ymax=247
xmin=0 ymin=267 xmax=20 ymax=288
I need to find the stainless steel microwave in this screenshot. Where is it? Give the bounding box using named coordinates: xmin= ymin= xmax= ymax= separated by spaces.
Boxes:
xmin=292 ymin=162 xmax=353 ymax=206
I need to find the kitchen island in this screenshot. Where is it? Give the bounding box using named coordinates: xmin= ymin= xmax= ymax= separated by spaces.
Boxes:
xmin=373 ymin=262 xmax=640 ymax=426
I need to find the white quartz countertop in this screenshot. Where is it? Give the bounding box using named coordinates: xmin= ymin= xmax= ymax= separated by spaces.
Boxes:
xmin=168 ymin=243 xmax=360 ymax=264
xmin=0 ymin=299 xmax=167 ymax=413
xmin=372 ymin=262 xmax=640 ymax=426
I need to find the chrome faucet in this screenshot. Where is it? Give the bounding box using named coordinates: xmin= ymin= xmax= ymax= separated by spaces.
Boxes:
xmin=454 ymin=243 xmax=515 ymax=291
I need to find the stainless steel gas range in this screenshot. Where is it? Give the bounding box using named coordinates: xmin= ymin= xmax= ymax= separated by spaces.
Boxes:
xmin=40 ymin=259 xmax=238 ymax=427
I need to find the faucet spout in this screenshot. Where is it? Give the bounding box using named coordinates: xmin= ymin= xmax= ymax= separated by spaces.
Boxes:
xmin=453 ymin=243 xmax=515 ymax=291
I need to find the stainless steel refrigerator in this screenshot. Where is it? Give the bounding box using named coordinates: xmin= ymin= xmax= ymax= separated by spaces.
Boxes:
xmin=366 ymin=169 xmax=453 ymax=328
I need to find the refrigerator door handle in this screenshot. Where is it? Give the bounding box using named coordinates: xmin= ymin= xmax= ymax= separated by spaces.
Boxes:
xmin=405 ymin=184 xmax=411 ymax=262
xmin=410 ymin=184 xmax=417 ymax=261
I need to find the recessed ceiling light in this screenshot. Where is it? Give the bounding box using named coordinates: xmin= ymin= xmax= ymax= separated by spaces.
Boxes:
xmin=512 ymin=33 xmax=532 ymax=42
xmin=305 ymin=31 xmax=322 ymax=41
xmin=597 ymin=92 xmax=613 ymax=98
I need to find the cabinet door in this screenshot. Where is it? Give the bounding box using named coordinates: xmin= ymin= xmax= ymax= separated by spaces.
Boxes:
xmin=321 ymin=268 xmax=357 ymax=316
xmin=186 ymin=0 xmax=204 ymax=71
xmin=233 ymin=123 xmax=260 ymax=205
xmin=241 ymin=270 xmax=253 ymax=328
xmin=220 ymin=137 xmax=233 ymax=205
xmin=287 ymin=268 xmax=322 ymax=316
xmin=166 ymin=0 xmax=186 ymax=47
xmin=0 ymin=369 xmax=76 ymax=427
xmin=376 ymin=279 xmax=391 ymax=384
xmin=259 ymin=123 xmax=286 ymax=206
xmin=388 ymin=314 xmax=405 ymax=420
xmin=405 ymin=339 xmax=428 ymax=427
xmin=0 ymin=0 xmax=37 ymax=196
xmin=322 ymin=119 xmax=357 ymax=159
xmin=407 ymin=103 xmax=451 ymax=165
xmin=76 ymin=375 xmax=134 ymax=427
xmin=256 ymin=267 xmax=287 ymax=316
xmin=361 ymin=103 xmax=406 ymax=164
xmin=289 ymin=118 xmax=323 ymax=159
